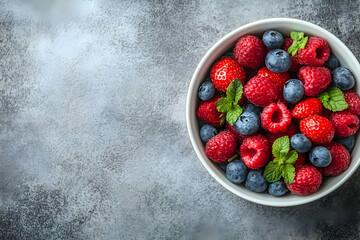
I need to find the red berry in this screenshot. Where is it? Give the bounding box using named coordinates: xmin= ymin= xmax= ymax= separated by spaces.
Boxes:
xmin=257 ymin=67 xmax=291 ymax=90
xmin=261 ymin=102 xmax=291 ymax=133
xmin=282 ymin=38 xmax=301 ymax=72
xmin=330 ymin=111 xmax=359 ymax=137
xmin=205 ymin=131 xmax=237 ymax=163
xmin=210 ymin=57 xmax=246 ymax=92
xmin=196 ymin=96 xmax=225 ymax=127
xmin=234 ymin=36 xmax=266 ymax=69
xmin=286 ymin=165 xmax=322 ymax=196
xmin=244 ymin=76 xmax=279 ymax=107
xmin=298 ymin=66 xmax=331 ymax=96
xmin=266 ymin=123 xmax=298 ymax=146
xmin=239 ymin=134 xmax=270 ymax=169
xmin=344 ymin=90 xmax=360 ymax=115
xmin=293 ymin=153 xmax=306 ymax=167
xmin=291 ymin=97 xmax=323 ymax=119
xmin=226 ymin=122 xmax=248 ymax=143
xmin=322 ymin=142 xmax=351 ymax=176
xmin=297 ymin=37 xmax=330 ymax=66
xmin=300 ymin=115 xmax=335 ymax=145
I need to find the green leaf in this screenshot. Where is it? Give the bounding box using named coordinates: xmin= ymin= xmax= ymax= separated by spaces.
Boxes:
xmin=226 ymin=79 xmax=243 ymax=102
xmin=282 ymin=163 xmax=295 ymax=184
xmin=317 ymin=87 xmax=348 ymax=112
xmin=290 ymin=31 xmax=304 ymax=41
xmin=298 ymin=36 xmax=308 ymax=49
xmin=216 ymin=98 xmax=233 ymax=112
xmin=264 ymin=161 xmax=282 ymax=183
xmin=226 ymin=104 xmax=243 ymax=125
xmin=272 ymin=136 xmax=290 ymax=159
xmin=287 ymin=31 xmax=309 ymax=56
xmin=285 ymin=150 xmax=298 ymax=164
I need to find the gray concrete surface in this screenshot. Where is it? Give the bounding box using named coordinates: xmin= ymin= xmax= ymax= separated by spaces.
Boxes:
xmin=0 ymin=0 xmax=360 ymax=239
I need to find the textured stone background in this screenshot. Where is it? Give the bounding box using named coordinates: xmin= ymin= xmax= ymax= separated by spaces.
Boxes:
xmin=0 ymin=0 xmax=359 ymax=239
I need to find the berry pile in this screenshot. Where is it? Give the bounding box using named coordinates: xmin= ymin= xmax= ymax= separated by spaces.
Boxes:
xmin=196 ymin=30 xmax=359 ymax=197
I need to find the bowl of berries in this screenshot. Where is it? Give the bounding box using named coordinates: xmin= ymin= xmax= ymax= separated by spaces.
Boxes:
xmin=186 ymin=18 xmax=360 ymax=206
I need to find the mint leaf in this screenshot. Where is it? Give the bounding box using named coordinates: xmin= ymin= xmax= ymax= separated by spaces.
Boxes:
xmin=226 ymin=104 xmax=243 ymax=125
xmin=317 ymin=87 xmax=348 ymax=112
xmin=216 ymin=98 xmax=233 ymax=112
xmin=285 ymin=150 xmax=298 ymax=165
xmin=282 ymin=163 xmax=295 ymax=184
xmin=272 ymin=136 xmax=290 ymax=158
xmin=226 ymin=79 xmax=243 ymax=102
xmin=298 ymin=36 xmax=308 ymax=49
xmin=264 ymin=161 xmax=282 ymax=183
xmin=290 ymin=31 xmax=304 ymax=41
xmin=287 ymin=31 xmax=309 ymax=56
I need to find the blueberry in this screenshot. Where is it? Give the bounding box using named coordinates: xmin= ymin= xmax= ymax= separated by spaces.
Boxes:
xmin=242 ymin=102 xmax=262 ymax=116
xmin=332 ymin=67 xmax=355 ymax=91
xmin=290 ymin=133 xmax=312 ymax=153
xmin=245 ymin=170 xmax=268 ymax=193
xmin=265 ymin=49 xmax=291 ymax=73
xmin=283 ymin=79 xmax=304 ymax=104
xmin=219 ymin=162 xmax=228 ymax=172
xmin=325 ymin=54 xmax=339 ymax=70
xmin=268 ymin=180 xmax=288 ymax=197
xmin=198 ymin=81 xmax=215 ymax=101
xmin=309 ymin=146 xmax=332 ymax=167
xmin=226 ymin=159 xmax=249 ymax=184
xmin=335 ymin=135 xmax=355 ymax=153
xmin=199 ymin=124 xmax=217 ymax=143
xmin=262 ymin=30 xmax=284 ymax=49
xmin=234 ymin=111 xmax=260 ymax=135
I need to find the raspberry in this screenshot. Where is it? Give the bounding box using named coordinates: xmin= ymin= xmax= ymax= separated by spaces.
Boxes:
xmin=210 ymin=57 xmax=246 ymax=92
xmin=286 ymin=165 xmax=322 ymax=196
xmin=293 ymin=153 xmax=306 ymax=167
xmin=244 ymin=76 xmax=279 ymax=107
xmin=257 ymin=66 xmax=290 ymax=90
xmin=300 ymin=115 xmax=335 ymax=145
xmin=330 ymin=111 xmax=359 ymax=137
xmin=234 ymin=35 xmax=266 ymax=69
xmin=297 ymin=37 xmax=330 ymax=66
xmin=226 ymin=122 xmax=248 ymax=143
xmin=344 ymin=90 xmax=360 ymax=115
xmin=239 ymin=134 xmax=270 ymax=169
xmin=205 ymin=131 xmax=237 ymax=163
xmin=261 ymin=102 xmax=291 ymax=133
xmin=322 ymin=142 xmax=351 ymax=176
xmin=266 ymin=123 xmax=298 ymax=146
xmin=282 ymin=38 xmax=301 ymax=72
xmin=291 ymin=97 xmax=323 ymax=119
xmin=196 ymin=96 xmax=225 ymax=127
xmin=298 ymin=66 xmax=331 ymax=96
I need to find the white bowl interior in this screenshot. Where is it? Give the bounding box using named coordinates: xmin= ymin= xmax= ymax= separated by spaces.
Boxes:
xmin=186 ymin=18 xmax=360 ymax=207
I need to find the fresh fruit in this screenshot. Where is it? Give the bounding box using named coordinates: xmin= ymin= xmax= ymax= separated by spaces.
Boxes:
xmin=294 ymin=153 xmax=306 ymax=167
xmin=239 ymin=134 xmax=270 ymax=169
xmin=234 ymin=35 xmax=267 ymax=69
xmin=205 ymin=131 xmax=237 ymax=162
xmin=266 ymin=122 xmax=298 ymax=145
xmin=330 ymin=111 xmax=359 ymax=137
xmin=210 ymin=57 xmax=246 ymax=91
xmin=257 ymin=67 xmax=290 ymax=90
xmin=344 ymin=90 xmax=360 ymax=115
xmin=262 ymin=30 xmax=284 ymax=49
xmin=325 ymin=54 xmax=339 ymax=70
xmin=283 ymin=79 xmax=304 ymax=103
xmin=290 ymin=133 xmax=312 ymax=153
xmin=234 ymin=111 xmax=260 ymax=135
xmin=268 ymin=180 xmax=288 ymax=197
xmin=242 ymin=102 xmax=263 ymax=116
xmin=297 ymin=36 xmax=330 ymax=66
xmin=226 ymin=159 xmax=249 ymax=184
xmin=291 ymin=97 xmax=323 ymax=119
xmin=199 ymin=124 xmax=218 ymax=143
xmin=198 ymin=81 xmax=215 ymax=101
xmin=225 ymin=122 xmax=247 ymax=143
xmin=332 ymin=67 xmax=355 ymax=91
xmin=300 ymin=115 xmax=335 ymax=145
xmin=196 ymin=96 xmax=225 ymax=127
xmin=261 ymin=102 xmax=291 ymax=133
xmin=244 ymin=76 xmax=279 ymax=107
xmin=309 ymin=146 xmax=332 ymax=167
xmin=282 ymin=38 xmax=300 ymax=72
xmin=245 ymin=170 xmax=269 ymax=192
xmin=335 ymin=135 xmax=355 ymax=153
xmin=323 ymin=142 xmax=351 ymax=176
xmin=265 ymin=49 xmax=291 ymax=73
xmin=298 ymin=66 xmax=331 ymax=96
xmin=286 ymin=165 xmax=322 ymax=196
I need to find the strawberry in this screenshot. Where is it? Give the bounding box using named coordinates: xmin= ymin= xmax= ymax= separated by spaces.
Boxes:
xmin=196 ymin=96 xmax=225 ymax=127
xmin=322 ymin=142 xmax=351 ymax=176
xmin=234 ymin=35 xmax=267 ymax=69
xmin=257 ymin=67 xmax=291 ymax=90
xmin=286 ymin=165 xmax=322 ymax=196
xmin=298 ymin=66 xmax=331 ymax=96
xmin=239 ymin=134 xmax=271 ymax=169
xmin=291 ymin=97 xmax=323 ymax=119
xmin=205 ymin=131 xmax=237 ymax=163
xmin=300 ymin=115 xmax=335 ymax=145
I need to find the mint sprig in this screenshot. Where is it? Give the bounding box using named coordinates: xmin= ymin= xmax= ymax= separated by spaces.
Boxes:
xmin=216 ymin=79 xmax=243 ymax=125
xmin=317 ymin=87 xmax=348 ymax=112
xmin=263 ymin=136 xmax=298 ymax=184
xmin=287 ymin=31 xmax=309 ymax=56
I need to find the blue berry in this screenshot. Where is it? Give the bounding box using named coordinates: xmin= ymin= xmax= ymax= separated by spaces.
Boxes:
xmin=283 ymin=79 xmax=304 ymax=104
xmin=234 ymin=111 xmax=260 ymax=135
xmin=332 ymin=67 xmax=355 ymax=91
xmin=245 ymin=170 xmax=268 ymax=193
xmin=242 ymin=102 xmax=262 ymax=116
xmin=290 ymin=133 xmax=312 ymax=153
xmin=262 ymin=30 xmax=284 ymax=49
xmin=309 ymin=146 xmax=332 ymax=167
xmin=265 ymin=49 xmax=291 ymax=73
xmin=219 ymin=162 xmax=228 ymax=172
xmin=199 ymin=124 xmax=217 ymax=143
xmin=226 ymin=159 xmax=249 ymax=184
xmin=198 ymin=81 xmax=215 ymax=101
xmin=335 ymin=135 xmax=355 ymax=153
xmin=268 ymin=180 xmax=288 ymax=197
xmin=325 ymin=54 xmax=339 ymax=70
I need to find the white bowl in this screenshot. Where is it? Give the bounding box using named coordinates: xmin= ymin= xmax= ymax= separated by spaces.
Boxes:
xmin=186 ymin=18 xmax=360 ymax=207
